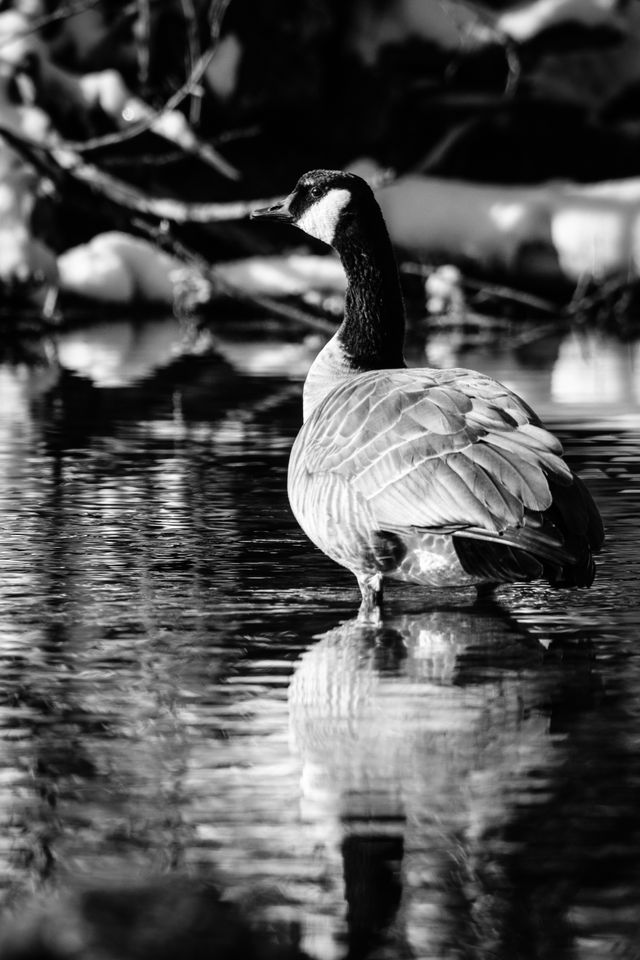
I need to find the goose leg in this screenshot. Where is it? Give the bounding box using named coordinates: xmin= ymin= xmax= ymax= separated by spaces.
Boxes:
xmin=357 ymin=572 xmax=383 ymax=624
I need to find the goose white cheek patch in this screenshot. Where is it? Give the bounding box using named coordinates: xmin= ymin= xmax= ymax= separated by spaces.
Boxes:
xmin=295 ymin=188 xmax=351 ymax=245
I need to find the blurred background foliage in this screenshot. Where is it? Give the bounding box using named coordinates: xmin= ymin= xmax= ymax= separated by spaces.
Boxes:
xmin=3 ymin=0 xmax=640 ymax=331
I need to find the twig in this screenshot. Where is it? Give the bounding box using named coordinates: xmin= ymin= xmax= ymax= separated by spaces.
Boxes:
xmin=0 ymin=126 xmax=57 ymax=181
xmin=565 ymin=273 xmax=635 ymax=317
xmin=48 ymin=0 xmax=238 ymax=181
xmin=51 ymin=150 xmax=269 ymax=220
xmin=502 ymin=36 xmax=521 ymax=98
xmin=566 ymin=273 xmax=594 ymax=316
xmin=65 ymin=0 xmax=230 ymax=151
xmin=180 ymin=0 xmax=203 ymax=126
xmin=415 ymin=116 xmax=485 ymax=174
xmin=0 ymin=0 xmax=238 ymax=179
xmin=100 ymin=149 xmax=185 ymax=167
xmin=212 ymin=125 xmax=261 ymax=145
xmin=222 ymin=289 xmax=337 ymax=336
xmin=508 ymin=320 xmax=569 ymax=348
xmin=0 ymin=0 xmax=104 ymax=54
xmin=437 ymin=0 xmax=521 ymax=100
xmin=402 ymin=261 xmax=560 ymax=314
xmin=463 ymin=276 xmax=559 ymax=314
xmin=135 ymin=0 xmax=152 ymax=88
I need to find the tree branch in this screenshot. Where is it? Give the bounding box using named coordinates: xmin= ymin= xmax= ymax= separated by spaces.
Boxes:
xmin=61 ymin=0 xmax=233 ymax=157
xmin=0 ymin=124 xmax=266 ymax=222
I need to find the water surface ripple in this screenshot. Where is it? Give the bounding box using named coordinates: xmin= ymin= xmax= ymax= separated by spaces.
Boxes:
xmin=0 ymin=339 xmax=639 ymax=960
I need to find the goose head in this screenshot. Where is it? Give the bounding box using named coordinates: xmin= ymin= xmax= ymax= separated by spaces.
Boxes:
xmin=252 ymin=169 xmax=406 ymax=387
xmin=251 ymin=169 xmax=376 ymax=249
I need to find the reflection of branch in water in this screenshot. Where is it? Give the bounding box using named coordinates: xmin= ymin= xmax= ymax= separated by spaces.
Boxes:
xmin=0 ymin=362 xmax=270 ymax=900
xmin=289 ymin=605 xmax=597 ymax=959
xmin=0 ymin=437 xmax=203 ymax=896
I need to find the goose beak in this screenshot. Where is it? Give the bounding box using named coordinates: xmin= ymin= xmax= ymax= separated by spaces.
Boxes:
xmin=250 ymin=195 xmax=294 ymax=222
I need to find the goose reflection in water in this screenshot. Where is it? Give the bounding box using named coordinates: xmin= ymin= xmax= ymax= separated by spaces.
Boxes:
xmin=289 ymin=601 xmax=597 ymax=960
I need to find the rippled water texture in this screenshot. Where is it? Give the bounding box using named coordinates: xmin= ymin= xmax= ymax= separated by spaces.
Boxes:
xmin=1 ymin=322 xmax=640 ymax=959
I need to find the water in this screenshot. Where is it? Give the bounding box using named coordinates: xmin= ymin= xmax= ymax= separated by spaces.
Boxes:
xmin=1 ymin=319 xmax=640 ymax=959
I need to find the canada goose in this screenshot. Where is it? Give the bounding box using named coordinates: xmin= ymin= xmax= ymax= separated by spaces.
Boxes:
xmin=251 ymin=170 xmax=604 ymax=622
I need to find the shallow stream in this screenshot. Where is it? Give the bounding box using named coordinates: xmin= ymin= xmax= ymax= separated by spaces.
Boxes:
xmin=1 ymin=318 xmax=639 ymax=959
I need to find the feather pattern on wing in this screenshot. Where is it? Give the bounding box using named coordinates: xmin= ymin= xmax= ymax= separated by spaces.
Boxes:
xmin=297 ymin=368 xmax=569 ymax=527
xmin=289 ymin=367 xmax=603 ymax=586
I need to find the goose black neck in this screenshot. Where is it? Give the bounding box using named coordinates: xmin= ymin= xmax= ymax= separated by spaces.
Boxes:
xmin=333 ymin=205 xmax=406 ymax=371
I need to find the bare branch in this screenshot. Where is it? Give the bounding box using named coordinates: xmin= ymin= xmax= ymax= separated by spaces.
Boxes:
xmin=0 ymin=0 xmax=238 ymax=180
xmin=53 ymin=151 xmax=266 ymax=221
xmin=60 ymin=0 xmax=233 ymax=155
xmin=402 ymin=261 xmax=559 ymax=314
xmin=435 ymin=0 xmax=521 ymax=99
xmin=180 ymin=0 xmax=203 ymax=126
xmin=0 ymin=123 xmax=266 ymax=222
xmin=134 ymin=0 xmax=152 ymax=87
xmin=0 ymin=0 xmax=104 ymax=54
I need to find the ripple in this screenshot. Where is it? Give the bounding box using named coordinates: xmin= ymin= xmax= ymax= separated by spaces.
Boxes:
xmin=0 ymin=350 xmax=638 ymax=957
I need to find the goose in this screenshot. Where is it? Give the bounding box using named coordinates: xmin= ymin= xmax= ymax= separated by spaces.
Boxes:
xmin=251 ymin=170 xmax=604 ymax=622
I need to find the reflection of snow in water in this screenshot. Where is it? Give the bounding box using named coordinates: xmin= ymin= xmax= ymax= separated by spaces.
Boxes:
xmin=57 ymin=318 xmax=185 ymax=387
xmin=438 ymin=330 xmax=640 ymax=421
xmin=53 ymin=321 xmax=640 ymax=446
xmin=551 ymin=332 xmax=635 ymax=406
xmin=208 ymin=333 xmax=324 ymax=378
xmin=56 ymin=314 xmax=324 ymax=387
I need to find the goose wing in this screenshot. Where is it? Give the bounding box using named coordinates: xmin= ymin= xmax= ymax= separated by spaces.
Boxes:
xmin=297 ymin=368 xmax=603 ymax=581
xmin=303 ymin=367 xmax=567 ymax=530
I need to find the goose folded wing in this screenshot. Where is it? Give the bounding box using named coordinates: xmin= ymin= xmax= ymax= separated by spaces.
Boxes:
xmin=306 ymin=369 xmax=574 ymax=536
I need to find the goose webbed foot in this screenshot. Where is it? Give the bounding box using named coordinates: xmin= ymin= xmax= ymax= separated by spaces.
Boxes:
xmin=357 ymin=572 xmax=383 ymax=624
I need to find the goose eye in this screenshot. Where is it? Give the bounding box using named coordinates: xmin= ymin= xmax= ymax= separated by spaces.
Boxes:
xmin=309 ymin=185 xmax=322 ymax=200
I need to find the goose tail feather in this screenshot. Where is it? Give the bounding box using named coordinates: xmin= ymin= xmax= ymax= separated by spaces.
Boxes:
xmin=453 ymin=473 xmax=604 ymax=588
